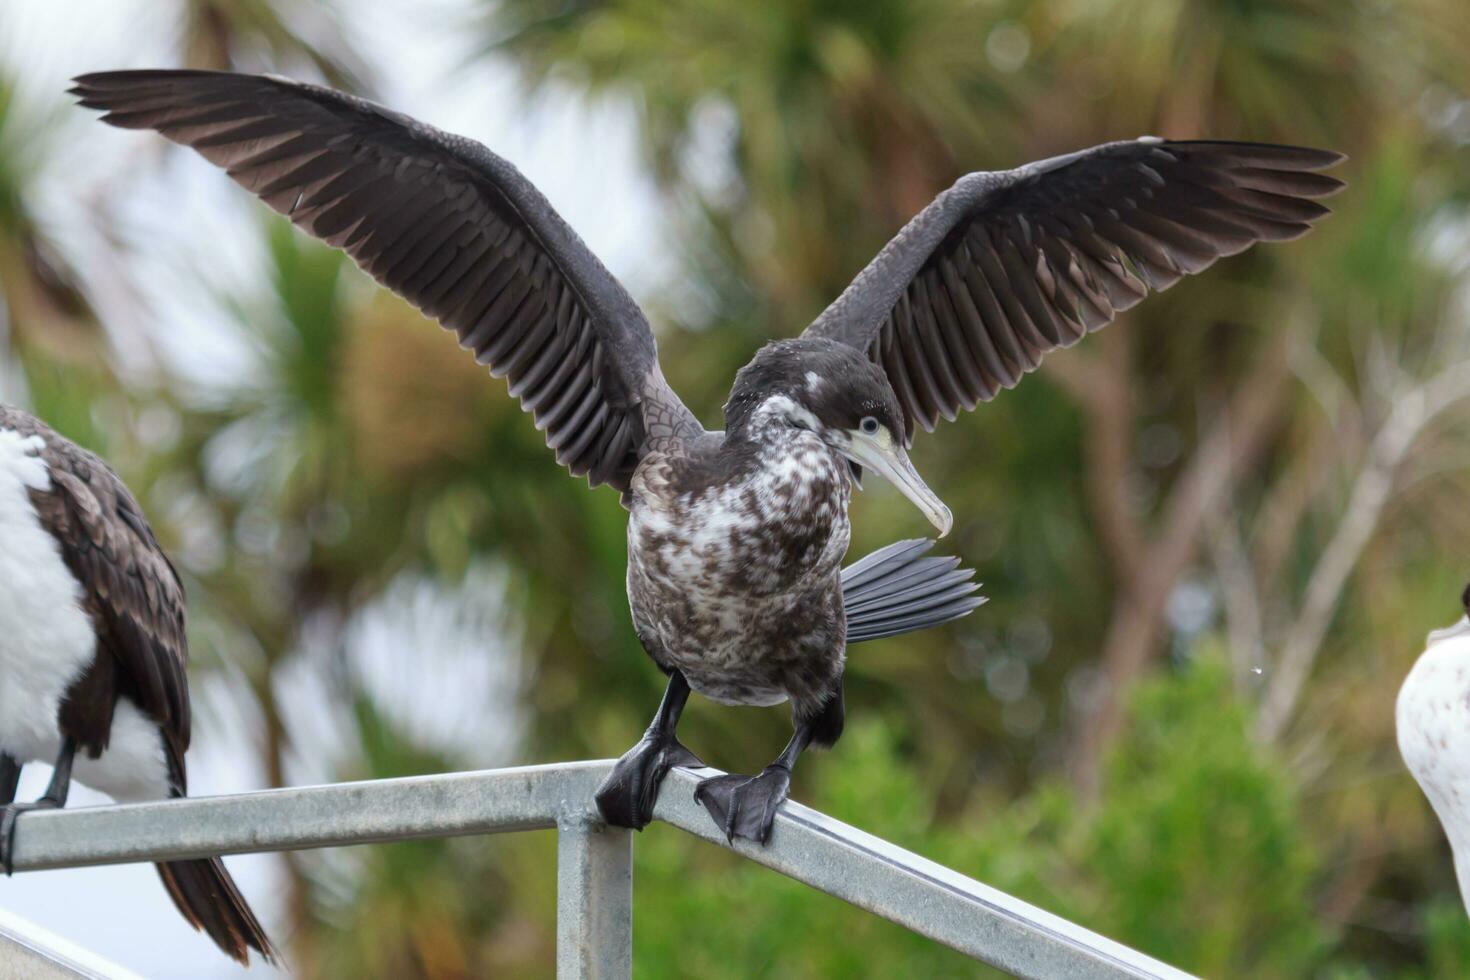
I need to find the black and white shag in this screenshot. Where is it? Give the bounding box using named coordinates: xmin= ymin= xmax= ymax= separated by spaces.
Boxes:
xmin=0 ymin=406 xmax=274 ymax=965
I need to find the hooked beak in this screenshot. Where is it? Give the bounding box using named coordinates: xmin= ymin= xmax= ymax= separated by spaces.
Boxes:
xmin=843 ymin=431 xmax=952 ymax=537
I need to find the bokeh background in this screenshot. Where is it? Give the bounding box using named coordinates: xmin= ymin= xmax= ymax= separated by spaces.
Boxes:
xmin=3 ymin=0 xmax=1470 ymax=976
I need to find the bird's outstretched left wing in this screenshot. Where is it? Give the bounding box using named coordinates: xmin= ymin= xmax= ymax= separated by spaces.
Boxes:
xmin=803 ymin=139 xmax=1344 ymax=439
xmin=73 ymin=70 xmax=703 ymax=491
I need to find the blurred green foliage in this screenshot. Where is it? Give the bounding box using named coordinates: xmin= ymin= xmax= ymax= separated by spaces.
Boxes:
xmin=4 ymin=0 xmax=1470 ymax=975
xmin=607 ymin=658 xmax=1360 ymax=978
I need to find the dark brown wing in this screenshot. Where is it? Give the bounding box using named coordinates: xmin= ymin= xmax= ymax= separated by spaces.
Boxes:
xmin=72 ymin=69 xmax=703 ymax=490
xmin=0 ymin=408 xmax=191 ymax=774
xmin=804 ymin=139 xmax=1345 ymax=439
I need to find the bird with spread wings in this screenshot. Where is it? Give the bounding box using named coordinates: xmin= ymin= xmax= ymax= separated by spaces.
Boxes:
xmin=73 ymin=70 xmax=1342 ymax=843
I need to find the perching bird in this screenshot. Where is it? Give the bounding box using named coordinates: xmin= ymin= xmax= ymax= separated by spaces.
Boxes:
xmin=1397 ymin=583 xmax=1470 ymax=916
xmin=72 ymin=69 xmax=1343 ymax=843
xmin=0 ymin=407 xmax=275 ymax=965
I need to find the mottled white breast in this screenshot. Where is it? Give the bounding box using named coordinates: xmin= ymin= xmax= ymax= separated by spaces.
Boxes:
xmin=1398 ymin=618 xmax=1470 ymax=915
xmin=0 ymin=427 xmax=167 ymax=802
xmin=626 ymin=432 xmax=851 ymax=705
xmin=631 ymin=438 xmax=848 ymax=583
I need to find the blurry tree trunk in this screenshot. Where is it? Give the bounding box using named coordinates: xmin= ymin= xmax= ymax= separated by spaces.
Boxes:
xmin=1207 ymin=508 xmax=1266 ymax=691
xmin=1256 ymin=357 xmax=1470 ymax=741
xmin=1054 ymin=326 xmax=1297 ymax=793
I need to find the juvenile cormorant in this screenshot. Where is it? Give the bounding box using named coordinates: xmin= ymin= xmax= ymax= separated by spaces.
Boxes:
xmin=72 ymin=70 xmax=1343 ymax=842
xmin=0 ymin=406 xmax=275 ymax=964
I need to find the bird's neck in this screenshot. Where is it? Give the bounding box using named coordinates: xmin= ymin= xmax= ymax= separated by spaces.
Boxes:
xmin=724 ymin=391 xmax=823 ymax=441
xmin=722 ymin=421 xmax=825 ymax=465
xmin=715 ymin=426 xmax=851 ymax=507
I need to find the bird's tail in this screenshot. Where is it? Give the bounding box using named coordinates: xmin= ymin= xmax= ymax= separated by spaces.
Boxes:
xmin=155 ymin=856 xmax=276 ymax=966
xmin=842 ymin=539 xmax=985 ymax=644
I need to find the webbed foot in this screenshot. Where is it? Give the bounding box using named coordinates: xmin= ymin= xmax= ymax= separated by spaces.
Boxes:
xmin=595 ymin=732 xmax=704 ymax=830
xmin=693 ymin=765 xmax=792 ymax=845
xmin=1 ymin=799 xmax=63 ymax=876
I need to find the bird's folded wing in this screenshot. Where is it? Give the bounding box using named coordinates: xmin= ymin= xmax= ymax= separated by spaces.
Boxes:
xmin=803 ymin=139 xmax=1345 ymax=439
xmin=7 ymin=410 xmax=193 ymax=774
xmin=73 ymin=69 xmax=703 ymax=490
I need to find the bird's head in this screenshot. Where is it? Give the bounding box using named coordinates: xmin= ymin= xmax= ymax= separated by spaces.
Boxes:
xmin=725 ymin=339 xmax=952 ymax=536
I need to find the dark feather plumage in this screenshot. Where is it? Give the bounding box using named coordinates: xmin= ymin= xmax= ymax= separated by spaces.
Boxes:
xmin=155 ymin=855 xmax=274 ymax=966
xmin=70 ymin=69 xmax=702 ymax=492
xmin=842 ymin=538 xmax=986 ymax=643
xmin=70 ymin=69 xmax=1344 ymax=844
xmin=0 ymin=407 xmax=190 ymax=763
xmin=804 ymin=138 xmax=1345 ymax=437
xmin=0 ymin=406 xmax=274 ymax=965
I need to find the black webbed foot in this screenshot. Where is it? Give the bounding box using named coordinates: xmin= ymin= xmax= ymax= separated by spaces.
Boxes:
xmin=595 ymin=732 xmax=704 ymax=830
xmin=693 ymin=765 xmax=792 ymax=845
xmin=1 ymin=798 xmax=63 ymax=876
xmin=0 ymin=755 xmax=19 ymax=807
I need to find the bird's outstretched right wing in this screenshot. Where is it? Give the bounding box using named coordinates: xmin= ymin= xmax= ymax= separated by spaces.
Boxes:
xmin=74 ymin=69 xmax=703 ymax=491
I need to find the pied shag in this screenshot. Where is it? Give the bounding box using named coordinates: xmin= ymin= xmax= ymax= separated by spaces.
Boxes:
xmin=0 ymin=406 xmax=274 ymax=964
xmin=1398 ymin=584 xmax=1470 ymax=917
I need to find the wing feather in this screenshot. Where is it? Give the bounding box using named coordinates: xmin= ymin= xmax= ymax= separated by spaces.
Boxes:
xmin=805 ymin=138 xmax=1344 ymax=439
xmin=74 ymin=69 xmax=703 ymax=491
xmin=0 ymin=408 xmax=191 ymax=768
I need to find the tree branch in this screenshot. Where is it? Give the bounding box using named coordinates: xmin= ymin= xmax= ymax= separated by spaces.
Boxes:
xmin=1256 ymin=358 xmax=1470 ymax=741
xmin=1046 ymin=330 xmax=1148 ymax=589
xmin=1070 ymin=327 xmax=1296 ymax=791
xmin=1207 ymin=505 xmax=1266 ymax=691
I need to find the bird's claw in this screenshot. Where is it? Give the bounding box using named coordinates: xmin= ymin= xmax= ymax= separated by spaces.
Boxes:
xmin=595 ymin=732 xmax=704 ymax=830
xmin=0 ymin=799 xmax=60 ymax=876
xmin=693 ymin=765 xmax=792 ymax=845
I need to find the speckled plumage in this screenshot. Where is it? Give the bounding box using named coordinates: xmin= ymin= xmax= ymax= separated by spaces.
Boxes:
xmin=622 ymin=339 xmax=902 ymax=723
xmin=73 ymin=69 xmax=1342 ymax=842
xmin=628 ymin=428 xmax=851 ymax=712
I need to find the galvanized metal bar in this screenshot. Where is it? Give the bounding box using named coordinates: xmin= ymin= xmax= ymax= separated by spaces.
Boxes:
xmin=7 ymin=761 xmax=611 ymax=871
xmin=0 ymin=908 xmax=142 ymax=980
xmin=556 ymin=818 xmax=633 ymax=980
xmin=5 ymin=759 xmax=1196 ymax=979
xmin=654 ymin=766 xmax=1196 ymax=980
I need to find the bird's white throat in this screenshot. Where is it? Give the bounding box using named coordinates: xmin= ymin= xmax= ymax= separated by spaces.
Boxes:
xmin=1428 ymin=616 xmax=1470 ymax=647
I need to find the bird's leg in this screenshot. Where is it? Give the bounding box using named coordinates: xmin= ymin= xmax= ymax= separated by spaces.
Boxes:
xmin=595 ymin=671 xmax=704 ymax=830
xmin=0 ymin=755 xmax=20 ymax=807
xmin=694 ymin=723 xmax=813 ymax=846
xmin=1 ymin=738 xmax=75 ymax=875
xmin=694 ymin=681 xmax=843 ymax=846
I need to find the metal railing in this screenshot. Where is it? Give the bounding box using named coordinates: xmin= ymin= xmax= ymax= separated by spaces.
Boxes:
xmin=2 ymin=760 xmax=1196 ymax=979
xmin=0 ymin=907 xmax=144 ymax=980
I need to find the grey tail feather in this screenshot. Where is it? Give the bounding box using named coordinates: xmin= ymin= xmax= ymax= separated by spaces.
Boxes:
xmin=842 ymin=539 xmax=986 ymax=644
xmin=155 ymin=854 xmax=276 ymax=966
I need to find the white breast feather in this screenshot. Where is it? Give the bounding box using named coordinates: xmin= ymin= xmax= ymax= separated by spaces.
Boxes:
xmin=626 ymin=432 xmax=851 ymax=705
xmin=1398 ymin=618 xmax=1470 ymax=916
xmin=0 ymin=427 xmax=168 ymax=802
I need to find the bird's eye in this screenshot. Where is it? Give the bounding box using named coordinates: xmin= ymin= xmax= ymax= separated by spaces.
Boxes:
xmin=860 ymin=416 xmax=880 ymax=435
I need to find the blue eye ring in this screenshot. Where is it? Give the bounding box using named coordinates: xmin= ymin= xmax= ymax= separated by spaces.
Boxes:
xmin=860 ymin=417 xmax=880 ymax=435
